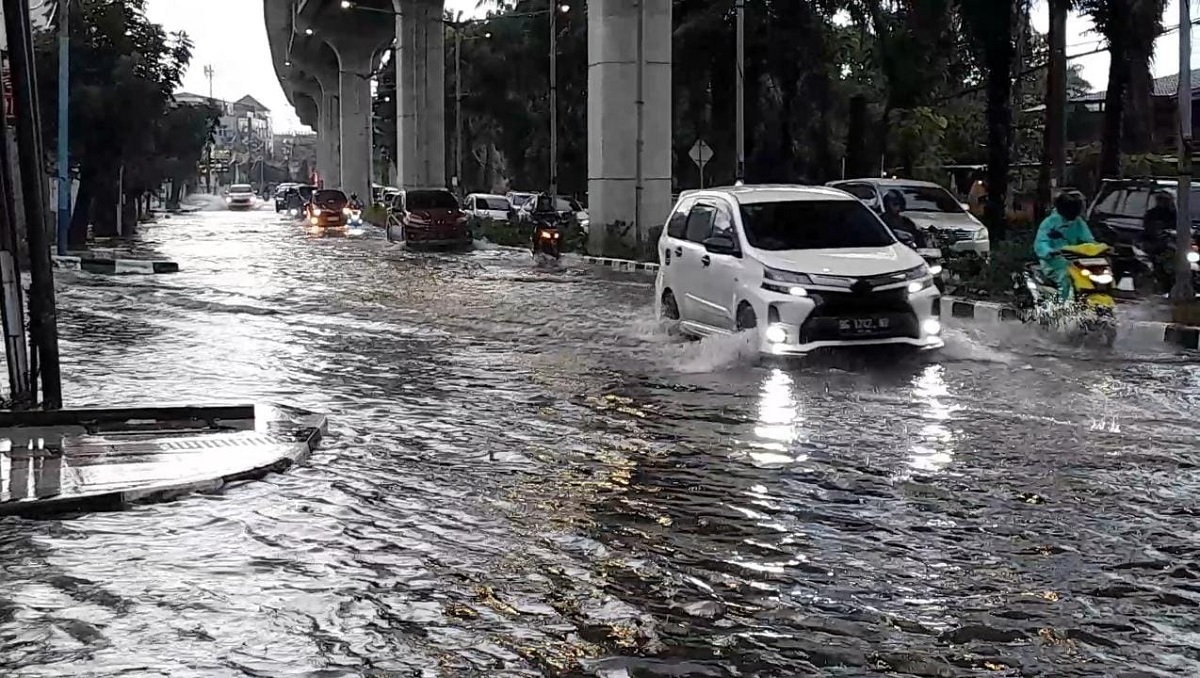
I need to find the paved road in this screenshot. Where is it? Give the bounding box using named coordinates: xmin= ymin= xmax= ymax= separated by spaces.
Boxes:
xmin=1 ymin=207 xmax=1198 ymax=677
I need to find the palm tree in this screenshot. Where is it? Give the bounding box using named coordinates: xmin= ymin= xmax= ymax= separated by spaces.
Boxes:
xmin=1077 ymin=0 xmax=1167 ymax=178
xmin=959 ymin=0 xmax=1018 ymax=241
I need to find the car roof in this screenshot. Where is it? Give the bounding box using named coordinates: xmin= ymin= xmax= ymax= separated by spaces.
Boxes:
xmin=828 ymin=178 xmax=945 ymax=190
xmin=683 ymin=184 xmax=857 ymax=205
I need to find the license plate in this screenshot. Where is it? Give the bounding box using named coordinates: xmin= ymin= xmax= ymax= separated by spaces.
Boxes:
xmin=1076 ymin=257 xmax=1108 ymax=266
xmin=837 ymin=317 xmax=889 ymax=334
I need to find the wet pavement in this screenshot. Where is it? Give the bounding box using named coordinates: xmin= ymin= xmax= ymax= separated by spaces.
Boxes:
xmin=2 ymin=207 xmax=1199 ymax=677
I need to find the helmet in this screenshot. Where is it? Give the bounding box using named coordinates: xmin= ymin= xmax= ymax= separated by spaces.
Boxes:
xmin=350 ymin=193 xmax=359 ymax=200
xmin=882 ymin=189 xmax=906 ymax=212
xmin=1054 ymin=189 xmax=1085 ymax=221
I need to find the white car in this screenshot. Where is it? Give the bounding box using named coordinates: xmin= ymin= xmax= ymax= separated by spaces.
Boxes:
xmin=655 ymin=184 xmax=943 ymax=356
xmin=464 ymin=193 xmax=512 ymax=221
xmin=225 ymin=184 xmax=255 ymax=211
xmin=827 ymin=178 xmax=990 ymax=256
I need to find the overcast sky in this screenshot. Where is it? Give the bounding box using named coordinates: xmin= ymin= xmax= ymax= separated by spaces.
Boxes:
xmin=145 ymin=0 xmax=1198 ymax=135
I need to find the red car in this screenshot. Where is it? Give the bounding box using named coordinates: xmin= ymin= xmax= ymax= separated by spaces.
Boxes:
xmin=386 ymin=189 xmax=471 ymax=250
xmin=306 ymin=189 xmax=349 ymax=228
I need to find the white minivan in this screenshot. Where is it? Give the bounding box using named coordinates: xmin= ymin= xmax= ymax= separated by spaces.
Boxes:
xmin=654 ymin=184 xmax=943 ymax=355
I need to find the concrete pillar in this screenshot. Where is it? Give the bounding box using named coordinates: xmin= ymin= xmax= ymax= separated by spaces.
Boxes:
xmin=328 ymin=44 xmax=374 ymax=204
xmin=319 ymin=91 xmax=340 ymax=188
xmin=587 ymin=0 xmax=672 ymax=257
xmin=394 ymin=0 xmax=445 ymax=188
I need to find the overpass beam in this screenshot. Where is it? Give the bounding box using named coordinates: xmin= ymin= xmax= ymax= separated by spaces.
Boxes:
xmin=587 ymin=0 xmax=672 ymax=257
xmin=394 ymin=0 xmax=445 ymax=188
xmin=326 ymin=41 xmax=375 ymax=201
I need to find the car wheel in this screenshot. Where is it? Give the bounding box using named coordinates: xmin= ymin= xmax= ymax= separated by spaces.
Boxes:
xmin=660 ymin=290 xmax=680 ymax=320
xmin=736 ymin=303 xmax=757 ymax=331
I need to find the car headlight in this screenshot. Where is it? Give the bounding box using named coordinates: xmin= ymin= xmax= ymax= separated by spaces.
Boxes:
xmin=1187 ymin=249 xmax=1199 ymax=264
xmin=904 ymin=263 xmax=931 ymax=280
xmin=763 ymin=267 xmax=812 ymax=285
xmin=973 ymin=227 xmax=989 ymax=241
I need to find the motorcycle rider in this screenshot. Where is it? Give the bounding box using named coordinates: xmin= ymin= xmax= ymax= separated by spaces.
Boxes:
xmin=880 ymin=190 xmax=928 ymax=247
xmin=1034 ymin=189 xmax=1095 ymax=301
xmin=529 ymin=193 xmax=559 ymax=240
xmin=348 ymin=193 xmax=363 ymax=210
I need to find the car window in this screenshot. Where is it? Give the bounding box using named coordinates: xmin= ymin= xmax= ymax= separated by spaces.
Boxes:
xmin=839 ymin=183 xmax=877 ymax=202
xmin=230 ymin=184 xmax=252 ymax=193
xmin=407 ymin=190 xmax=458 ymax=210
xmin=739 ymin=199 xmax=896 ymax=251
xmin=712 ymin=204 xmax=736 ymax=240
xmin=1093 ymin=187 xmax=1149 ymax=218
xmin=390 ymin=194 xmax=404 ymax=210
xmin=891 ymin=185 xmax=962 ymax=213
xmin=481 ymin=197 xmax=509 ymax=210
xmin=666 ymin=199 xmax=694 ymax=239
xmin=684 ymin=204 xmax=717 ymax=243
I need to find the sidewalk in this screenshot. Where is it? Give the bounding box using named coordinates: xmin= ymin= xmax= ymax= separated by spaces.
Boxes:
xmin=53 ymin=244 xmax=180 ymax=275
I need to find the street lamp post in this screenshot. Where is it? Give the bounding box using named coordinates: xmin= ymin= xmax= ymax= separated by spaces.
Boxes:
xmin=55 ymin=0 xmax=68 ymax=254
xmin=455 ymin=13 xmax=463 ymax=198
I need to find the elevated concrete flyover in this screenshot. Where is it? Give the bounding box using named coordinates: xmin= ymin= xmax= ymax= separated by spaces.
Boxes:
xmin=265 ymin=0 xmax=672 ymax=256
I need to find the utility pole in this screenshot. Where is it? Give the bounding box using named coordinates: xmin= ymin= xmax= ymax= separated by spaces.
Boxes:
xmin=54 ymin=0 xmax=68 ymax=255
xmin=549 ymin=3 xmax=558 ymax=198
xmin=634 ymin=0 xmax=644 ymax=254
xmin=204 ymin=64 xmax=214 ymax=193
xmin=4 ymin=0 xmax=62 ymax=408
xmin=0 ymin=0 xmax=30 ymax=407
xmin=734 ymin=0 xmax=745 ymax=182
xmin=455 ymin=14 xmax=463 ymax=199
xmin=1172 ymin=0 xmax=1195 ymax=302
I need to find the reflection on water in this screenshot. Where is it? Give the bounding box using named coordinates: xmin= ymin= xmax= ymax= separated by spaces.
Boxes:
xmin=0 ymin=209 xmax=1197 ymax=676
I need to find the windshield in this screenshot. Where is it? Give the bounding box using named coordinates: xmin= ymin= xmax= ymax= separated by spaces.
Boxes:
xmin=890 ymin=185 xmax=962 ymax=213
xmin=312 ymin=189 xmax=347 ymax=207
xmin=479 ymin=197 xmax=509 ymax=210
xmin=510 ymin=193 xmax=533 ymax=207
xmin=740 ymin=199 xmax=896 ymax=250
xmin=407 ymin=190 xmax=458 ymax=210
xmin=230 ymin=184 xmax=253 ymax=194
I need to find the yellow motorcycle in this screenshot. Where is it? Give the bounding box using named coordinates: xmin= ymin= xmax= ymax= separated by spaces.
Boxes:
xmin=1021 ymin=242 xmax=1117 ymax=345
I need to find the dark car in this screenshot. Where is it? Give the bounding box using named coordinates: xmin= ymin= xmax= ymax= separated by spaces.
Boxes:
xmin=386 ymin=188 xmax=471 ymax=249
xmin=274 ymin=183 xmax=297 ymax=212
xmin=1087 ymin=178 xmax=1200 ymax=244
xmin=281 ymin=185 xmax=315 ymax=216
xmin=306 ymin=189 xmax=349 ymax=228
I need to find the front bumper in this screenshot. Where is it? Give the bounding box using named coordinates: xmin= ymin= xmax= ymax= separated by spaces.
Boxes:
xmin=947 ymin=238 xmax=989 ymax=255
xmin=751 ymin=285 xmax=943 ymax=356
xmin=228 ymin=200 xmax=253 ymax=210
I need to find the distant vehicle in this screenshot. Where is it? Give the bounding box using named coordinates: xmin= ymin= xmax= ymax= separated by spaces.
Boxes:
xmin=1087 ymin=177 xmax=1200 ymax=244
xmin=305 ymin=189 xmax=349 ymax=228
xmin=506 ymin=191 xmax=535 ymax=211
xmin=379 ymin=187 xmax=401 ymax=208
xmin=463 ymin=193 xmax=512 ymax=221
xmin=274 ymin=183 xmax=298 ymax=212
xmin=225 ymin=184 xmax=255 ymax=211
xmin=655 ymin=184 xmax=942 ymax=356
xmin=827 ymin=178 xmax=989 ymax=256
xmin=386 ymin=188 xmax=471 ymax=250
xmin=282 ymin=185 xmax=315 ymax=216
xmin=517 ymin=195 xmax=587 ymax=230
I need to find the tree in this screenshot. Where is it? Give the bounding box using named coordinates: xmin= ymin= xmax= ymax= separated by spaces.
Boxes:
xmin=960 ymin=0 xmax=1018 ymax=241
xmin=35 ymin=0 xmax=200 ymax=245
xmin=1077 ymin=0 xmax=1167 ymax=178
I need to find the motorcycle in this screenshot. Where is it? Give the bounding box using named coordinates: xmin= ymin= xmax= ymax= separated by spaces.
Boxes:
xmin=1020 ymin=242 xmax=1117 ymax=346
xmin=532 ymin=220 xmax=562 ymax=259
xmin=344 ymin=206 xmax=364 ymax=228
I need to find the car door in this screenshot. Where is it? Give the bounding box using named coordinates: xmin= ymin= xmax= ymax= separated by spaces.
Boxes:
xmin=679 ymin=202 xmax=719 ymax=326
xmin=659 ymin=197 xmax=695 ymax=309
xmin=695 ymin=200 xmax=743 ymax=331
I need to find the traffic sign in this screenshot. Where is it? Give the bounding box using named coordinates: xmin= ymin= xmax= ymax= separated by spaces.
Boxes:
xmin=689 ymin=140 xmax=713 ymax=188
xmin=689 ymin=139 xmax=713 ymax=168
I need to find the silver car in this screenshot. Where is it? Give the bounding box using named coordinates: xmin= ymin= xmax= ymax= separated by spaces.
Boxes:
xmin=827 ymin=178 xmax=989 ymax=255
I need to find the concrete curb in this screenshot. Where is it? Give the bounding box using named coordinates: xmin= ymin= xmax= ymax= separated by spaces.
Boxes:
xmin=53 ymin=255 xmax=180 ymax=275
xmin=576 ymin=255 xmax=660 ymax=273
xmin=939 ymin=296 xmax=1200 ymax=350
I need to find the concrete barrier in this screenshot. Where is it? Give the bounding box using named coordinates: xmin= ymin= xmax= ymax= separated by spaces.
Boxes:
xmin=939 ymin=296 xmax=1200 ymax=350
xmin=52 ymin=255 xmax=180 ymax=275
xmin=576 ymin=255 xmax=660 ymax=273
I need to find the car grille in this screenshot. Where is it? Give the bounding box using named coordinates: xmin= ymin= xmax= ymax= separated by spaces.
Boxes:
xmin=799 ymin=288 xmax=919 ymax=343
xmin=952 ymin=229 xmax=974 ymax=242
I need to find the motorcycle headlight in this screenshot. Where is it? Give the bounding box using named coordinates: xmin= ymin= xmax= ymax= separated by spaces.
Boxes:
xmin=1187 ymin=249 xmax=1199 ymax=264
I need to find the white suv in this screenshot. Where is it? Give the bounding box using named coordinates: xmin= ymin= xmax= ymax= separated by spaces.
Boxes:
xmin=655 ymin=184 xmax=943 ymax=356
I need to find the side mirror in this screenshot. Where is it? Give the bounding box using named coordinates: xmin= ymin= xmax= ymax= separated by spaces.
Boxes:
xmin=893 ymin=229 xmax=916 ymax=246
xmin=702 ymin=235 xmax=739 ymax=255
xmin=960 ymin=202 xmax=971 ymax=211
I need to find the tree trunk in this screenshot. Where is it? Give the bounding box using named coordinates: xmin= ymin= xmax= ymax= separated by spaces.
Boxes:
xmin=91 ymin=175 xmax=119 ymax=237
xmin=846 ymin=94 xmax=868 ymax=179
xmin=1122 ymin=43 xmax=1154 ymax=154
xmin=1099 ymin=41 xmax=1129 ymax=179
xmin=985 ymin=52 xmax=1014 ymax=242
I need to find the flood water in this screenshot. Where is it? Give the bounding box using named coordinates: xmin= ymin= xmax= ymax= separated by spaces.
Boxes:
xmin=2 ymin=207 xmax=1199 ymax=677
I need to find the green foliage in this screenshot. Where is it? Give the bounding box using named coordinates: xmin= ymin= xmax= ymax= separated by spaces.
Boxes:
xmin=364 ymin=204 xmax=388 ymax=227
xmin=947 ymin=224 xmax=1037 ymax=303
xmin=34 ymin=0 xmax=212 ymax=241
